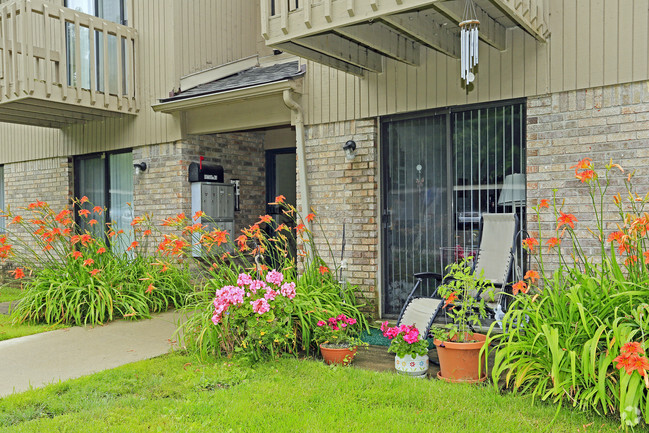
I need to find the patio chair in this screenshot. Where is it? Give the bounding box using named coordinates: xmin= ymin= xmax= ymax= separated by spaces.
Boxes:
xmin=396 ymin=213 xmax=520 ymax=338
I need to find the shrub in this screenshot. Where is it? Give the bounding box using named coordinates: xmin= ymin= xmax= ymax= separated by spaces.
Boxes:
xmin=177 ymin=198 xmax=369 ymax=361
xmin=3 ymin=198 xmax=193 ymax=326
xmin=487 ymin=159 xmax=649 ymax=428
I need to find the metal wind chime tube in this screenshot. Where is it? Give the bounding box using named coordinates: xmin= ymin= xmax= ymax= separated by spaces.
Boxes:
xmin=459 ymin=0 xmax=479 ymax=84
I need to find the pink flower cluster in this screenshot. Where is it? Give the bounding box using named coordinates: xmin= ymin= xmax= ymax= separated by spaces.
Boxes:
xmin=212 ymin=271 xmax=296 ymax=325
xmin=212 ymin=285 xmax=245 ymax=324
xmin=317 ymin=314 xmax=357 ymax=331
xmin=381 ymin=321 xmax=421 ymax=344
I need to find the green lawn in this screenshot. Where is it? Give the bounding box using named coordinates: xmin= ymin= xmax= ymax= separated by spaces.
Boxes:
xmin=0 ymin=315 xmax=66 ymax=342
xmin=0 ymin=352 xmax=623 ymax=433
xmin=0 ymin=286 xmax=24 ymax=303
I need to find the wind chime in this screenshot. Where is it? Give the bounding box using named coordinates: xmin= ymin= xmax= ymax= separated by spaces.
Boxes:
xmin=459 ymin=0 xmax=480 ymax=85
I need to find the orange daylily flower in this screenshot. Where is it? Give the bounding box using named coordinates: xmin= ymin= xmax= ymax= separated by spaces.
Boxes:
xmin=193 ymin=211 xmax=205 ymax=221
xmin=607 ymin=231 xmax=624 ymax=243
xmin=319 ymin=265 xmax=329 ymax=275
xmin=146 ymin=284 xmax=155 ymax=294
xmin=512 ymin=280 xmax=528 ymax=295
xmin=524 ymin=270 xmax=540 ymax=284
xmin=271 ymin=195 xmax=286 ymax=205
xmin=622 ymin=342 xmax=645 ymax=355
xmin=78 ymin=209 xmax=91 ymax=218
xmin=126 ymin=241 xmax=139 ymax=251
xmin=131 ymin=216 xmax=144 ymax=226
xmin=570 ymin=158 xmax=592 ymax=170
xmin=27 ymin=200 xmax=46 ymax=209
xmin=83 ymin=258 xmax=95 ymax=267
xmin=88 ymin=219 xmax=98 ymax=226
xmin=557 ymin=212 xmax=578 ymax=229
xmin=539 ymin=199 xmax=550 ymax=209
xmin=9 ymin=216 xmax=22 ymax=225
xmin=79 ymin=196 xmax=89 ymax=204
xmin=10 ymin=268 xmax=24 ymax=279
xmin=546 ymin=237 xmax=561 ymax=251
xmin=90 ymin=269 xmax=101 ymax=277
xmin=644 ymin=251 xmax=649 ymax=265
xmin=295 ymin=223 xmax=306 ymax=233
xmin=143 ymin=229 xmax=152 ymax=236
xmin=235 ymin=234 xmax=248 ymax=251
xmin=575 ymin=169 xmax=595 ymax=183
xmin=522 ymin=237 xmax=539 ymax=252
xmin=55 ymin=209 xmax=71 ymax=222
xmin=258 ymin=215 xmax=272 ymax=224
xmin=97 ymin=247 xmax=106 ymax=254
xmin=72 ymin=251 xmax=83 ymax=259
xmin=93 ymin=206 xmax=103 ymax=215
xmin=306 ymin=213 xmax=315 ymax=222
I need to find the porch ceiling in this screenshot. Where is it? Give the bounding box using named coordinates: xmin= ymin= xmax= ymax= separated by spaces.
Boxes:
xmin=262 ymin=0 xmax=549 ymax=76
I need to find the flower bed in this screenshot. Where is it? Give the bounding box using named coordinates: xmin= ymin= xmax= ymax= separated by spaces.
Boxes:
xmin=488 ymin=159 xmax=649 ymax=428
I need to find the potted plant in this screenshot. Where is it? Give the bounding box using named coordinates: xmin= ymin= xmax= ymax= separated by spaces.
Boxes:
xmin=314 ymin=314 xmax=366 ymax=366
xmin=380 ymin=322 xmax=430 ymax=377
xmin=431 ymin=258 xmax=494 ymax=383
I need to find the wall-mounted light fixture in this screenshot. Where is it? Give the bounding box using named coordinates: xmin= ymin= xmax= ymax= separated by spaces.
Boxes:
xmin=343 ymin=140 xmax=356 ymax=161
xmin=133 ymin=162 xmax=147 ymax=175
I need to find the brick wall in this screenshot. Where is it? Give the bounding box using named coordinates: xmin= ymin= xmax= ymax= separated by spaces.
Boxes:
xmin=3 ymin=157 xmax=73 ymax=269
xmin=303 ymin=119 xmax=379 ymax=315
xmin=527 ymin=81 xmax=649 ymax=267
xmin=134 ymin=132 xmax=266 ymax=240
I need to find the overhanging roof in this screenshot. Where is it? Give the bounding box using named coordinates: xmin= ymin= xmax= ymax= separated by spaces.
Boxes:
xmin=152 ymin=61 xmax=305 ymax=134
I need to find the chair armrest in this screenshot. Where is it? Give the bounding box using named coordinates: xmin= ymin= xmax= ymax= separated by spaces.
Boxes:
xmin=413 ymin=272 xmax=443 ymax=281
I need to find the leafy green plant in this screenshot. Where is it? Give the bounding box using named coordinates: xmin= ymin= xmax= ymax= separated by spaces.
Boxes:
xmin=486 ymin=158 xmax=649 ymax=429
xmin=380 ymin=322 xmax=429 ymax=357
xmin=2 ymin=198 xmax=193 ymax=326
xmin=177 ymin=197 xmax=369 ymax=360
xmin=431 ymin=258 xmax=494 ymax=342
xmin=313 ymin=314 xmax=367 ymax=348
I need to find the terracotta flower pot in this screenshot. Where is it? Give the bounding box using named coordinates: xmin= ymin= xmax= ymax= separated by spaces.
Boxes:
xmin=433 ymin=333 xmax=487 ymax=383
xmin=319 ymin=343 xmax=358 ymax=366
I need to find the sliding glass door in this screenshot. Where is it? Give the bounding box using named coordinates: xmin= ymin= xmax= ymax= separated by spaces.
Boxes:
xmin=381 ymin=101 xmax=526 ymax=316
xmin=76 ymin=151 xmax=133 ymax=255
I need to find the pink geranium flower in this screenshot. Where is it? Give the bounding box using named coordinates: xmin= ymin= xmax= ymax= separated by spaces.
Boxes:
xmin=280 ymin=282 xmax=296 ymax=299
xmin=266 ymin=269 xmax=284 ymax=286
xmin=264 ymin=289 xmax=279 ymax=301
xmin=251 ymin=298 xmax=270 ymax=315
xmin=237 ymin=273 xmax=253 ymax=287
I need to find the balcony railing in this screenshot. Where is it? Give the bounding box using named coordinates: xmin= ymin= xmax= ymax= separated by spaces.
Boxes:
xmin=0 ymin=0 xmax=138 ymax=128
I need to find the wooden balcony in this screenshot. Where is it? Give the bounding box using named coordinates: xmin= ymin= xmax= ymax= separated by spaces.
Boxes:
xmin=0 ymin=0 xmax=138 ymax=128
xmin=261 ymin=0 xmax=549 ymax=76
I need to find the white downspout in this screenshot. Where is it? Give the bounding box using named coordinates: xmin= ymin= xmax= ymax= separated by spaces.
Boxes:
xmin=282 ymin=89 xmax=311 ymax=232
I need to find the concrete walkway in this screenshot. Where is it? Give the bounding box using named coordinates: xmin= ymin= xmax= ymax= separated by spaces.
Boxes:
xmin=0 ymin=310 xmax=182 ymax=397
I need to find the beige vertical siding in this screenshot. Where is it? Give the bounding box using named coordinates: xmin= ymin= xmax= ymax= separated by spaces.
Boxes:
xmin=0 ymin=0 xmax=270 ymax=164
xmin=176 ymin=0 xmax=269 ymax=77
xmin=0 ymin=0 xmax=647 ymax=162
xmin=302 ymin=0 xmax=649 ymax=125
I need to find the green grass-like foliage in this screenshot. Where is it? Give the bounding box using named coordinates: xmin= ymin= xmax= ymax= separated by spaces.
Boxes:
xmin=0 ymin=352 xmax=623 ymax=432
xmin=1 ymin=198 xmax=193 ymax=326
xmin=487 ymin=159 xmax=649 ymax=429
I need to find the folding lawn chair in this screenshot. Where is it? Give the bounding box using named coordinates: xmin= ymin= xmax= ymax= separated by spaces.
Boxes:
xmin=396 ymin=213 xmax=520 ymax=338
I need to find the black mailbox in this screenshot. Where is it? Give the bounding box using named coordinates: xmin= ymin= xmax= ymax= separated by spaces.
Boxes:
xmin=188 ymin=162 xmax=224 ymax=183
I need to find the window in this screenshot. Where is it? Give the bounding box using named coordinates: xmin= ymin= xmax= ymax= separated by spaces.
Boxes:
xmin=65 ymin=0 xmax=127 ymax=94
xmin=75 ymin=151 xmax=133 ymax=255
xmin=381 ymin=100 xmax=526 ymax=316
